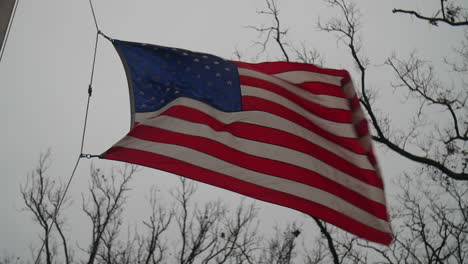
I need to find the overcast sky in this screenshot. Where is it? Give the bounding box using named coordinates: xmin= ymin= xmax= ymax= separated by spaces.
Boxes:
xmin=1 ymin=0 xmax=465 ymax=259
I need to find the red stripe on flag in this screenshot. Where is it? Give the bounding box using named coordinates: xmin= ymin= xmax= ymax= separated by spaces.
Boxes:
xmin=240 ymin=76 xmax=353 ymax=123
xmin=367 ymin=149 xmax=378 ymax=167
xmin=235 ymin=61 xmax=350 ymax=80
xmin=340 ymin=73 xmax=352 ymax=86
xmin=350 ymin=96 xmax=361 ymax=111
xmin=356 ymin=119 xmax=370 ymax=138
xmin=103 ymin=147 xmax=393 ymax=245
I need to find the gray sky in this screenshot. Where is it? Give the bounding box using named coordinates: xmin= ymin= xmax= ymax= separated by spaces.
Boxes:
xmin=0 ymin=0 xmax=465 ymax=259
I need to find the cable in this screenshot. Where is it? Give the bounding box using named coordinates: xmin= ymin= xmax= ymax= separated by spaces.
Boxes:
xmin=89 ymin=0 xmax=100 ymax=32
xmin=0 ymin=0 xmax=20 ymax=64
xmin=33 ymin=1 xmax=103 ymax=263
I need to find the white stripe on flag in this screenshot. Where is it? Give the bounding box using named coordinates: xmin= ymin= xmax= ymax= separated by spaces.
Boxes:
xmin=273 ymin=70 xmax=343 ymax=86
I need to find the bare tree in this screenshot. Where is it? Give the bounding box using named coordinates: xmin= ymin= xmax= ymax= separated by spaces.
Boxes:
xmin=258 ymin=223 xmax=301 ymax=264
xmin=292 ymin=42 xmax=324 ymax=66
xmin=247 ymin=0 xmax=290 ymax=61
xmin=81 ymin=164 xmax=136 ymax=264
xmin=20 ymin=153 xmax=304 ymax=264
xmin=171 ymin=177 xmax=261 ymax=264
xmin=300 ymin=222 xmax=368 ymax=264
xmin=20 ymin=150 xmax=72 ymax=264
xmin=348 ymin=171 xmax=467 ymax=264
xmin=134 ymin=186 xmax=172 ymax=264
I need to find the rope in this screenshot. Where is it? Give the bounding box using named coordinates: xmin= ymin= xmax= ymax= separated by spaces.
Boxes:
xmin=89 ymin=0 xmax=100 ymax=32
xmin=33 ymin=1 xmax=106 ymax=263
xmin=0 ymin=0 xmax=20 ymax=64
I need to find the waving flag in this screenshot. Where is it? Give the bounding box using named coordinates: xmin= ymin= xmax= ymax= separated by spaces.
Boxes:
xmin=103 ymin=40 xmax=392 ymax=245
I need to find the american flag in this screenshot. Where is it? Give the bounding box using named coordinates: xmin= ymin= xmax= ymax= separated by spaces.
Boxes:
xmin=103 ymin=40 xmax=392 ymax=245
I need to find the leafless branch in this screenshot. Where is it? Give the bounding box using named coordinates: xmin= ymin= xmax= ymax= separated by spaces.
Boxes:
xmin=138 ymin=186 xmax=172 ymax=264
xmin=20 ymin=150 xmax=71 ymax=264
xmin=82 ymin=164 xmax=136 ymax=264
xmin=248 ymin=0 xmax=290 ymax=61
xmin=293 ymin=42 xmax=324 ymax=66
xmin=393 ymin=1 xmax=468 ymax=27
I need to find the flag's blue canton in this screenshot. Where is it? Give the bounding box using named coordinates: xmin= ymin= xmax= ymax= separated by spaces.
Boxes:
xmin=114 ymin=40 xmax=242 ymax=113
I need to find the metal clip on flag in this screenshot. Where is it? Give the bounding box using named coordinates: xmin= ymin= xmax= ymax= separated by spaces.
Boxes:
xmin=103 ymin=40 xmax=392 ymax=245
